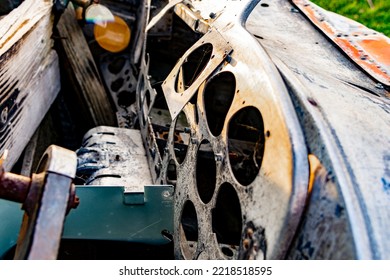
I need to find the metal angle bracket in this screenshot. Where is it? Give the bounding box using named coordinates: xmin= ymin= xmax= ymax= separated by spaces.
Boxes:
xmin=162 ymin=28 xmax=233 ymax=120
xmin=62 ymin=185 xmax=174 ymax=245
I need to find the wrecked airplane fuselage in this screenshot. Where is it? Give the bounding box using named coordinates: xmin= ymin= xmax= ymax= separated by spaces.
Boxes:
xmin=0 ymin=0 xmax=389 ymax=260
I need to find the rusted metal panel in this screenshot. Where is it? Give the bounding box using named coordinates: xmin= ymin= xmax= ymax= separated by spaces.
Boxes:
xmin=292 ymin=0 xmax=390 ymax=87
xmin=1 ymin=0 xmax=388 ymax=261
xmin=14 ymin=146 xmax=77 ymax=260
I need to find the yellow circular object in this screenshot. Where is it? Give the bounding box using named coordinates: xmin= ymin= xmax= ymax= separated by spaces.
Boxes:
xmin=94 ymin=15 xmax=131 ymax=53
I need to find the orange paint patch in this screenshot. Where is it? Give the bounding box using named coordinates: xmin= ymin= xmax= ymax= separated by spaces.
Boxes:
xmin=359 ymin=38 xmax=390 ymax=66
xmin=292 ymin=0 xmax=390 ymax=86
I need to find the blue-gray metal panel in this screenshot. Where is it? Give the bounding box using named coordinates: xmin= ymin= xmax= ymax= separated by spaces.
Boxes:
xmin=62 ymin=185 xmax=174 ymax=245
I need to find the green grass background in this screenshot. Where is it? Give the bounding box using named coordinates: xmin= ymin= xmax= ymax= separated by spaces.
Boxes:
xmin=310 ymin=0 xmax=390 ymax=36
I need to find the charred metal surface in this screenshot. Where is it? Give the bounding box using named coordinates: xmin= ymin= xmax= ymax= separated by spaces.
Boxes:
xmin=76 ymin=126 xmax=153 ymax=191
xmin=246 ymin=0 xmax=390 ymax=259
xmin=68 ymin=126 xmax=173 ymax=245
xmin=238 ymin=222 xmax=267 ymax=260
xmin=139 ymin=0 xmax=309 ymax=260
xmin=1 ymin=0 xmax=389 ymax=261
xmin=162 ymin=28 xmax=233 ymax=119
xmin=132 ymin=0 xmax=149 ymax=64
xmin=99 ymin=53 xmax=138 ymax=128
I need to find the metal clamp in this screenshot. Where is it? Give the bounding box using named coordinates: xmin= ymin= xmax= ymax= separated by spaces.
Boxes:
xmin=0 ymin=145 xmax=78 ymax=259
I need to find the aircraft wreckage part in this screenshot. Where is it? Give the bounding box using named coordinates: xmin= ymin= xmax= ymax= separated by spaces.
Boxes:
xmin=62 ymin=185 xmax=174 ymax=245
xmin=76 ymin=126 xmax=153 ymax=192
xmin=0 ymin=145 xmax=78 ymax=259
xmin=139 ymin=0 xmax=309 ymax=259
xmin=292 ymin=0 xmax=390 ymax=87
xmin=247 ymin=0 xmax=390 ymax=259
xmin=146 ymin=0 xmax=183 ymax=32
xmin=173 ymin=3 xmax=210 ymax=34
xmin=64 ymin=126 xmax=173 ymax=244
xmin=162 ymin=29 xmax=233 ymax=120
xmin=98 ymin=53 xmax=139 ymax=128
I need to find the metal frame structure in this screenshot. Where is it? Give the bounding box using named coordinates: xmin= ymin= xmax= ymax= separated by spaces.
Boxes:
xmin=0 ymin=0 xmax=389 ymax=260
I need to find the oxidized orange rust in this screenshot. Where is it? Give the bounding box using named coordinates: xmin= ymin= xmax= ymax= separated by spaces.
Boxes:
xmin=0 ymin=170 xmax=31 ymax=203
xmin=292 ymin=0 xmax=390 ymax=86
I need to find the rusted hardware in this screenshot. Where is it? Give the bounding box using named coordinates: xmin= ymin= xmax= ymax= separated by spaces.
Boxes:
xmin=0 ymin=151 xmax=79 ymax=213
xmin=0 ymin=146 xmax=78 ymax=259
xmin=67 ymin=184 xmax=80 ymax=212
xmin=0 ymin=167 xmax=31 ymax=204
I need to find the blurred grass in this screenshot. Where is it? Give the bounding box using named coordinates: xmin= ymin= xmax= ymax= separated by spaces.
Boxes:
xmin=310 ymin=0 xmax=390 ymax=36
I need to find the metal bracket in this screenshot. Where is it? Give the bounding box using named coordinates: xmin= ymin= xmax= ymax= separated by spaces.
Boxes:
xmin=162 ymin=28 xmax=232 ymax=120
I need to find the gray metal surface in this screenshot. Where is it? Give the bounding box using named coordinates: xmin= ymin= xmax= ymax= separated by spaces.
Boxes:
xmin=139 ymin=0 xmax=309 ymax=259
xmin=62 ymin=185 xmax=174 ymax=244
xmin=246 ymin=0 xmax=390 ymax=259
xmin=67 ymin=126 xmax=173 ymax=244
xmin=77 ymin=126 xmax=153 ymax=194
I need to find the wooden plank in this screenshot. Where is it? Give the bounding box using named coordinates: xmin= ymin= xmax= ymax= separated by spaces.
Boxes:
xmin=0 ymin=1 xmax=61 ymax=170
xmin=56 ymin=4 xmax=117 ymax=127
xmin=0 ymin=51 xmax=61 ymax=171
xmin=0 ymin=0 xmax=52 ymax=55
